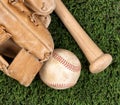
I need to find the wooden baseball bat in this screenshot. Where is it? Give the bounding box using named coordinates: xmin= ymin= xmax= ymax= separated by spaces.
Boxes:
xmin=55 ymin=0 xmax=112 ymax=73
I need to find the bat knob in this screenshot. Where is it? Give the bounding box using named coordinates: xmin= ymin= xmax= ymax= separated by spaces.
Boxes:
xmin=89 ymin=54 xmax=112 ymax=73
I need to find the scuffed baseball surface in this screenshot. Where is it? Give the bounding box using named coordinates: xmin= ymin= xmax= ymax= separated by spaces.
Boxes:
xmin=39 ymin=49 xmax=81 ymax=90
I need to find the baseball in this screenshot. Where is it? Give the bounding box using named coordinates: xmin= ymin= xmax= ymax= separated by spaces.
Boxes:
xmin=39 ymin=49 xmax=81 ymax=90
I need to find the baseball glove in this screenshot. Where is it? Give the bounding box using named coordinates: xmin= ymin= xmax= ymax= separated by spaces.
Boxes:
xmin=0 ymin=0 xmax=55 ymax=86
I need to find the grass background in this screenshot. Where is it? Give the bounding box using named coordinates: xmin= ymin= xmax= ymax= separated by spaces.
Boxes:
xmin=0 ymin=0 xmax=120 ymax=105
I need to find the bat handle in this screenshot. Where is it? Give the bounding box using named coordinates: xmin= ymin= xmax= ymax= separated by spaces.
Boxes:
xmin=55 ymin=0 xmax=112 ymax=73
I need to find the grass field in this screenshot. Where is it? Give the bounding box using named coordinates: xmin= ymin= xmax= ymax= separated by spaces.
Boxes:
xmin=0 ymin=0 xmax=120 ymax=105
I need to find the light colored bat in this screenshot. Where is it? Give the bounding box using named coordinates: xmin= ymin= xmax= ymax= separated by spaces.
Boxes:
xmin=55 ymin=0 xmax=112 ymax=73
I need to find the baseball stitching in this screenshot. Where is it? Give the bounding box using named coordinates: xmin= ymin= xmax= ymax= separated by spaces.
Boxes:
xmin=44 ymin=81 xmax=76 ymax=89
xmin=53 ymin=52 xmax=80 ymax=72
xmin=41 ymin=52 xmax=80 ymax=89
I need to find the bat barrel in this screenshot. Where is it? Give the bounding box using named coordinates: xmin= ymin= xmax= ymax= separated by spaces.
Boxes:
xmin=55 ymin=0 xmax=112 ymax=73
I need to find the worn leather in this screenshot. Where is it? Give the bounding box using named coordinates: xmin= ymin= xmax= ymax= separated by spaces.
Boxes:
xmin=0 ymin=0 xmax=54 ymax=62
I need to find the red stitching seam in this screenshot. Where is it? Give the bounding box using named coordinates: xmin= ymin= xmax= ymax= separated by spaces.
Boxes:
xmin=44 ymin=81 xmax=75 ymax=89
xmin=53 ymin=52 xmax=80 ymax=72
